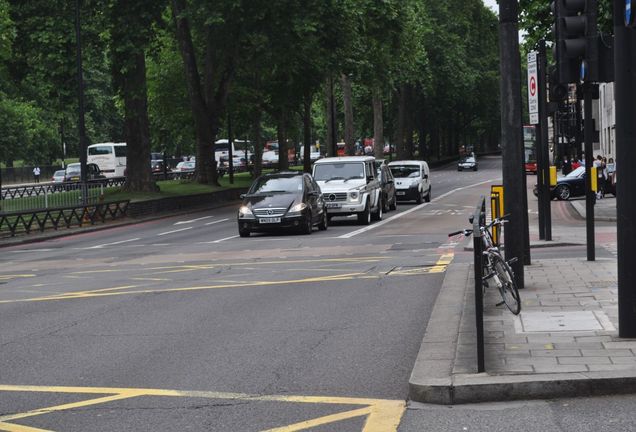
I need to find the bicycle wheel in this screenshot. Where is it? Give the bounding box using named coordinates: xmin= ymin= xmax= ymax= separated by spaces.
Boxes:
xmin=490 ymin=252 xmax=521 ymax=314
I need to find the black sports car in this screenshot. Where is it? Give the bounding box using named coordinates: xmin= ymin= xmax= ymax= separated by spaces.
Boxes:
xmin=237 ymin=172 xmax=328 ymax=237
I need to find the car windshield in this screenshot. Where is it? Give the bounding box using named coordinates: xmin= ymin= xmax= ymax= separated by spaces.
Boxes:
xmin=566 ymin=166 xmax=585 ymax=178
xmin=249 ymin=176 xmax=303 ymax=194
xmin=461 ymin=157 xmax=475 ymax=163
xmin=54 ymin=170 xmax=65 ymax=176
xmin=313 ymin=163 xmax=364 ymax=181
xmin=389 ymin=165 xmax=420 ymax=178
xmin=66 ymin=165 xmax=80 ymax=175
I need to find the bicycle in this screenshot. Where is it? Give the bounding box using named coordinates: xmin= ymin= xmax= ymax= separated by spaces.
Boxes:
xmin=448 ymin=214 xmax=521 ymax=315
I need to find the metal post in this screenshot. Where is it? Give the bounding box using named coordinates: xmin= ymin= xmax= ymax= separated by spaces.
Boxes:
xmin=162 ymin=150 xmax=168 ymax=181
xmin=473 ymin=197 xmax=485 ymax=373
xmin=74 ymin=0 xmax=88 ymax=205
xmin=583 ymin=83 xmax=595 ymax=261
xmin=538 ymin=41 xmax=552 ymax=240
xmin=498 ymin=0 xmax=525 ymax=288
xmin=614 ymin=0 xmax=636 ymax=337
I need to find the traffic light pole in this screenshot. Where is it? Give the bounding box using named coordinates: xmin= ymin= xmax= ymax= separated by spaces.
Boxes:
xmin=582 ymin=83 xmax=595 ymax=261
xmin=499 ymin=0 xmax=526 ymax=288
xmin=537 ymin=41 xmax=552 ymax=240
xmin=614 ymin=0 xmax=636 ymax=337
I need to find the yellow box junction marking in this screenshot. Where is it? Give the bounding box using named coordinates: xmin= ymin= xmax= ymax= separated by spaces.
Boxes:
xmin=0 ymin=384 xmax=405 ymax=432
xmin=0 ymin=274 xmax=35 ymax=281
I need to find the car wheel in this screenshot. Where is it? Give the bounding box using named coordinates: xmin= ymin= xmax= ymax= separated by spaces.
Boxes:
xmin=357 ymin=200 xmax=371 ymax=225
xmin=372 ymin=200 xmax=383 ymax=221
xmin=239 ymin=227 xmax=250 ymax=237
xmin=425 ymin=186 xmax=431 ymax=203
xmin=458 ymin=167 xmax=462 ymax=171
xmin=301 ymin=212 xmax=313 ymax=234
xmin=318 ymin=210 xmax=328 ymax=231
xmin=473 ymin=166 xmax=478 ymax=171
xmin=389 ymin=196 xmax=397 ymax=211
xmin=416 ymin=189 xmax=423 ymax=204
xmin=556 ymin=185 xmax=571 ymax=200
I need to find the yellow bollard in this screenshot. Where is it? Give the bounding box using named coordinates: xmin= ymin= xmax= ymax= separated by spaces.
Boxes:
xmin=590 ymin=167 xmax=597 ymax=192
xmin=549 ymin=166 xmax=557 ymax=186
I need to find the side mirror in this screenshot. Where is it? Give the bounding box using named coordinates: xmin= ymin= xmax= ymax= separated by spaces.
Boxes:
xmin=240 ymin=194 xmax=246 ymax=199
xmin=367 ymin=176 xmax=374 ymax=183
xmin=424 ymin=174 xmax=429 ymax=180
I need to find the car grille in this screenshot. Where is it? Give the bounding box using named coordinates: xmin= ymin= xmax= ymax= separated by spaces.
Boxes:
xmin=253 ymin=208 xmax=287 ymax=217
xmin=324 ymin=192 xmax=348 ymax=202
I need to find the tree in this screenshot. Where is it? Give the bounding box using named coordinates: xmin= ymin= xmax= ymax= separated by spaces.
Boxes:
xmin=109 ymin=0 xmax=163 ymax=192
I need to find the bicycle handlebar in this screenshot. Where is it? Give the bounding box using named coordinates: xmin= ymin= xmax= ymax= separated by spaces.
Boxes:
xmin=448 ymin=230 xmax=463 ymax=237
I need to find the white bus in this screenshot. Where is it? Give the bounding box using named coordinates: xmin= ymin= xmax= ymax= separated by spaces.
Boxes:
xmin=215 ymin=139 xmax=252 ymax=165
xmin=87 ymin=142 xmax=127 ymax=177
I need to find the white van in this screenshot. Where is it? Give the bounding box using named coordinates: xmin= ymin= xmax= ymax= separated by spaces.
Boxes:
xmin=388 ymin=160 xmax=431 ymax=203
xmin=87 ymin=142 xmax=127 ymax=177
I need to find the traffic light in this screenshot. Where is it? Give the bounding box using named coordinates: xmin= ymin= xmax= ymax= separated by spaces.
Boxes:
xmin=554 ymin=0 xmax=597 ymax=83
xmin=548 ymin=65 xmax=568 ymax=102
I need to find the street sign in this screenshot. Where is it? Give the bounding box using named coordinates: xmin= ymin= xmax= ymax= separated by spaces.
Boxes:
xmin=527 ymin=51 xmax=539 ymax=124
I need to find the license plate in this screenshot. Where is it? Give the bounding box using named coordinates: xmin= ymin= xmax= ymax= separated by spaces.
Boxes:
xmin=396 ymin=191 xmax=406 ymax=196
xmin=259 ymin=217 xmax=281 ymax=224
xmin=326 ymin=203 xmax=341 ymax=209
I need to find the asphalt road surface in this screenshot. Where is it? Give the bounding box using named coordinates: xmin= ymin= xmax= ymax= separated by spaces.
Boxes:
xmin=0 ymin=157 xmax=506 ymax=431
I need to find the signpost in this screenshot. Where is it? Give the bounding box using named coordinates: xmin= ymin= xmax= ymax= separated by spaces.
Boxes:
xmin=527 ymin=51 xmax=539 ymax=125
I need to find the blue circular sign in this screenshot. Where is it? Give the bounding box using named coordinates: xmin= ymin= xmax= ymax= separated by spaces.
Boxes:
xmin=627 ymin=0 xmax=633 ymax=26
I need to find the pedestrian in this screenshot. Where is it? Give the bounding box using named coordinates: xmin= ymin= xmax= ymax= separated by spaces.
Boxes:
xmin=562 ymin=157 xmax=571 ymax=175
xmin=33 ymin=166 xmax=41 ymax=183
xmin=593 ymin=154 xmax=606 ymax=198
xmin=571 ymin=157 xmax=581 ymax=170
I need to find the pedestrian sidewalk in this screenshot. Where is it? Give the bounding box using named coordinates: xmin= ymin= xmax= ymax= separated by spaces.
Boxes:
xmin=408 ymin=197 xmax=634 ymax=404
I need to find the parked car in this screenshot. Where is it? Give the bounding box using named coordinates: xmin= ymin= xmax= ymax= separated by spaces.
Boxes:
xmin=388 ymin=160 xmax=431 ymax=204
xmin=375 ymin=160 xmax=397 ymax=212
xmin=64 ymin=163 xmax=107 ymax=183
xmin=533 ymin=166 xmax=585 ymax=200
xmin=175 ymin=161 xmax=196 ymax=174
xmin=458 ymin=156 xmax=478 ymax=171
xmin=237 ymin=172 xmax=327 ymax=237
xmin=312 ymin=156 xmax=383 ymax=224
xmin=51 ymin=170 xmax=66 ymax=183
xmin=151 ymin=159 xmax=165 ymax=173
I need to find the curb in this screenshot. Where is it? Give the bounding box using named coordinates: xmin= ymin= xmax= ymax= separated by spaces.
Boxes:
xmin=408 ymin=262 xmax=636 ymax=404
xmin=569 ymin=200 xmax=617 ymax=222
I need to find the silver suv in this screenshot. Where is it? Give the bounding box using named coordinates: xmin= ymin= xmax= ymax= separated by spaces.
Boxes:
xmin=312 ymin=156 xmax=383 ymax=225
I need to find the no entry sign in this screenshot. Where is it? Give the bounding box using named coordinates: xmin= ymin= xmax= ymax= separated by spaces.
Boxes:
xmin=527 ymin=51 xmax=539 ymax=125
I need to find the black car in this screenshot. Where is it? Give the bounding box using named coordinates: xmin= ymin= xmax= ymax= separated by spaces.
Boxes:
xmin=376 ymin=163 xmax=397 ymax=212
xmin=237 ymin=172 xmax=328 ymax=237
xmin=534 ymin=166 xmax=586 ymax=200
xmin=64 ymin=163 xmax=107 ymax=183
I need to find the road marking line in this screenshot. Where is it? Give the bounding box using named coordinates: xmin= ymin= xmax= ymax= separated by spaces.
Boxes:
xmin=338 ymin=178 xmax=500 ymax=239
xmin=204 ymin=234 xmax=240 ymax=243
xmin=0 ymin=274 xmax=35 ymax=280
xmin=205 ymin=218 xmax=229 ymax=226
xmin=86 ymin=238 xmax=140 ymax=249
xmin=0 ymin=385 xmax=406 ymax=432
xmin=262 ymin=406 xmax=372 ymax=432
xmin=157 ymin=227 xmax=193 ymax=236
xmin=174 ymin=216 xmax=214 ymax=225
xmin=429 ymin=253 xmax=454 ymax=273
xmin=9 ymin=249 xmax=54 ymax=253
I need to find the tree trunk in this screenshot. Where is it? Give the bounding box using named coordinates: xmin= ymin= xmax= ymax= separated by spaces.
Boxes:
xmin=395 ymin=85 xmax=407 ymax=160
xmin=303 ymin=93 xmax=313 ymax=173
xmin=341 ymin=74 xmax=355 ymax=156
xmin=277 ymin=111 xmax=289 ymax=170
xmin=372 ymin=87 xmax=384 ymax=159
xmin=119 ymin=51 xmax=157 ymax=192
xmin=324 ymin=78 xmax=336 ymax=157
xmin=251 ymin=110 xmax=263 ymax=178
xmin=171 ymin=0 xmax=223 ymax=186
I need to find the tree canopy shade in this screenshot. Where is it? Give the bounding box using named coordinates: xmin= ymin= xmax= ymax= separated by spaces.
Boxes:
xmin=0 ymin=0 xmax=501 ymax=189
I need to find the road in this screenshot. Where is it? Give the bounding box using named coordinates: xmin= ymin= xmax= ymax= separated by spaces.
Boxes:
xmin=0 ymin=156 xmax=565 ymax=431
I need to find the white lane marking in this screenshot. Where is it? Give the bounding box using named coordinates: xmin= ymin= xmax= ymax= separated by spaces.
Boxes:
xmin=174 ymin=216 xmax=214 ymax=225
xmin=205 ymin=218 xmax=230 ymax=226
xmin=10 ymin=249 xmax=54 ymax=253
xmin=338 ymin=177 xmax=501 ymax=239
xmin=205 ymin=235 xmax=240 ymax=244
xmin=87 ymin=238 xmax=141 ymax=249
xmin=157 ymin=227 xmax=193 ymax=236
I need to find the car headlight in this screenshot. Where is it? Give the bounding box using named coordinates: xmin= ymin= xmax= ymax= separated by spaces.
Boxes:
xmin=289 ymin=202 xmax=307 ymax=213
xmin=410 ymin=179 xmax=420 ymax=187
xmin=349 ymin=191 xmax=359 ymax=200
xmin=238 ymin=206 xmax=253 ymax=217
